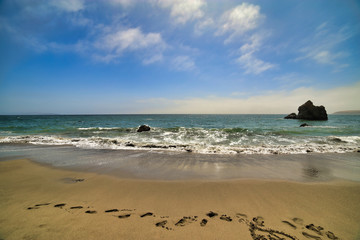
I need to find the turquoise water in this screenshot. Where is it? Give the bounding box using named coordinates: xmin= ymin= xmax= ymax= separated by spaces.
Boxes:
xmin=0 ymin=114 xmax=359 ymax=154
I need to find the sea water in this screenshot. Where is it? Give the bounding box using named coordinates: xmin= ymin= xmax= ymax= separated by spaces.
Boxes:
xmin=0 ymin=114 xmax=359 ymax=154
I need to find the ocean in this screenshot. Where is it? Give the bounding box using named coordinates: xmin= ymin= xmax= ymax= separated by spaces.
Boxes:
xmin=0 ymin=114 xmax=359 ymax=155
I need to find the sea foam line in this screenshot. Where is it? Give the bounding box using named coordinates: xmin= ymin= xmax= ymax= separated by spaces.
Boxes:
xmin=0 ymin=135 xmax=359 ymax=155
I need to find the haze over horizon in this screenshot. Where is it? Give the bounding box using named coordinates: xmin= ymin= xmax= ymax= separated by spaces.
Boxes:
xmin=1 ymin=0 xmax=360 ymax=114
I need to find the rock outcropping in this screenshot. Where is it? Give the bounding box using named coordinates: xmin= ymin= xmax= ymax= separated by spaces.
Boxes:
xmin=285 ymin=100 xmax=328 ymax=120
xmin=284 ymin=113 xmax=297 ymax=119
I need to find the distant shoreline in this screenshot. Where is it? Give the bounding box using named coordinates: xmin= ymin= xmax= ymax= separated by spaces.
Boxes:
xmin=332 ymin=110 xmax=360 ymax=115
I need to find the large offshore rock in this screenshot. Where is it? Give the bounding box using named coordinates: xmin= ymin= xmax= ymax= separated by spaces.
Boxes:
xmin=284 ymin=100 xmax=328 ymax=120
xmin=297 ymin=100 xmax=328 ymax=120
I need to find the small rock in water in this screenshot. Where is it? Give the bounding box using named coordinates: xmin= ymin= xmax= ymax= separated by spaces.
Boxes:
xmin=300 ymin=123 xmax=309 ymax=127
xmin=125 ymin=142 xmax=135 ymax=147
xmin=137 ymin=125 xmax=151 ymax=132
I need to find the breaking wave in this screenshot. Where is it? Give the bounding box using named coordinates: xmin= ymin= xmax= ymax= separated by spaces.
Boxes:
xmin=1 ymin=132 xmax=359 ymax=155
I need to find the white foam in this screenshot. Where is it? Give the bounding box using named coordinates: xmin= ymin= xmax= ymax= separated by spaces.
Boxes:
xmin=77 ymin=127 xmax=122 ymax=130
xmin=0 ymin=134 xmax=358 ymax=155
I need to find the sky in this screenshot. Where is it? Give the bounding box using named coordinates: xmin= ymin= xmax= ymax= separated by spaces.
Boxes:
xmin=0 ymin=0 xmax=360 ymax=114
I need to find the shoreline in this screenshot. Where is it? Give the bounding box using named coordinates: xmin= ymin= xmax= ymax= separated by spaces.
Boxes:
xmin=1 ymin=144 xmax=360 ymax=182
xmin=1 ymin=158 xmax=360 ymax=239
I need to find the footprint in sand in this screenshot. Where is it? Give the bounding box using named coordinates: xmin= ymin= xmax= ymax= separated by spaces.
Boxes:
xmin=140 ymin=212 xmax=153 ymax=218
xmin=61 ymin=178 xmax=85 ymax=184
xmin=282 ymin=220 xmax=297 ymax=229
xmin=306 ymin=223 xmax=324 ymax=236
xmin=302 ymin=231 xmax=322 ymax=240
xmin=292 ymin=217 xmax=304 ymax=226
xmin=206 ymin=211 xmax=218 ymax=218
xmin=175 ymin=216 xmax=198 ymax=227
xmin=236 ymin=213 xmax=249 ymax=224
xmin=27 ymin=206 xmax=40 ymax=210
xmin=246 ymin=216 xmax=298 ymax=240
xmin=105 ymin=209 xmax=119 ymax=213
xmin=155 ymin=220 xmax=172 ymax=230
xmin=118 ymin=214 xmax=131 ymax=219
xmin=156 ymin=220 xmax=167 ymax=227
xmin=236 ymin=213 xmax=247 ymax=218
xmin=54 ymin=203 xmax=66 ymax=208
xmin=283 ymin=218 xmax=340 ymax=240
xmin=27 ymin=203 xmax=51 ymax=210
xmin=326 ymin=231 xmax=339 ymax=240
xmin=35 ymin=203 xmax=50 ymax=207
xmin=252 ymin=216 xmax=264 ymax=227
xmin=70 ymin=206 xmax=83 ymax=209
xmin=220 ymin=215 xmax=232 ymax=222
xmin=85 ymin=210 xmax=97 ymax=214
xmin=200 ymin=219 xmax=207 ymax=227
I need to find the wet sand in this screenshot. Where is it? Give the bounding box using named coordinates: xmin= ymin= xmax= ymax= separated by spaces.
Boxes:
xmin=1 ymin=159 xmax=360 ymax=240
xmin=1 ymin=144 xmax=360 ymax=182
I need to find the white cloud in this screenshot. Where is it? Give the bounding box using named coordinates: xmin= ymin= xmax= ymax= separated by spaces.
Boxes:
xmin=156 ymin=0 xmax=206 ymax=24
xmin=172 ymin=55 xmax=195 ymax=71
xmin=136 ymin=81 xmax=360 ymax=114
xmin=49 ymin=0 xmax=85 ymax=12
xmin=95 ymin=27 xmax=167 ymax=63
xmin=212 ymin=4 xmax=273 ymax=74
xmin=100 ymin=28 xmax=165 ymax=53
xmin=236 ymin=52 xmax=275 ymax=75
xmin=216 ymin=3 xmax=263 ymax=43
xmin=239 ymin=33 xmax=262 ymax=53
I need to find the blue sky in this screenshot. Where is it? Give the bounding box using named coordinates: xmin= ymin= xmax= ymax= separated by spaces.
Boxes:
xmin=0 ymin=0 xmax=359 ymax=114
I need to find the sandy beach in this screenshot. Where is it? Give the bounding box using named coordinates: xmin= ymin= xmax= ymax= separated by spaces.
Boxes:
xmin=1 ymin=158 xmax=360 ymax=240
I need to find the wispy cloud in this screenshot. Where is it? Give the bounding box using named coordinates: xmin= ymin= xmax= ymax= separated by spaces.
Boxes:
xmin=211 ymin=3 xmax=274 ymax=75
xmin=235 ymin=33 xmax=275 ymax=74
xmin=143 ymin=54 xmax=163 ymax=65
xmin=171 ymin=55 xmax=195 ymax=71
xmin=194 ymin=17 xmax=214 ymax=36
xmin=236 ymin=52 xmax=275 ymax=75
xmin=49 ymin=0 xmax=85 ymax=12
xmin=107 ymin=0 xmax=134 ymax=7
xmin=155 ymin=0 xmax=206 ymax=24
xmin=295 ymin=22 xmax=353 ymax=71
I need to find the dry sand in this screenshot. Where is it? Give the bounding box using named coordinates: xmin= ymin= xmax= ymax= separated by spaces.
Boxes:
xmin=0 ymin=159 xmax=360 ymax=240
